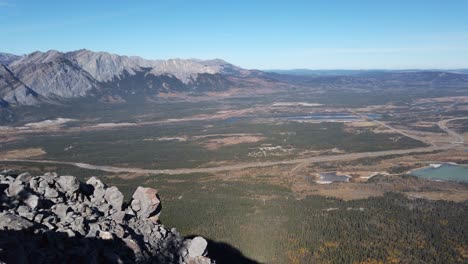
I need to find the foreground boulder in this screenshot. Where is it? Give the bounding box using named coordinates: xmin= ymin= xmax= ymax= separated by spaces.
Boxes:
xmin=0 ymin=170 xmax=212 ymax=264
xmin=131 ymin=186 xmax=161 ymax=220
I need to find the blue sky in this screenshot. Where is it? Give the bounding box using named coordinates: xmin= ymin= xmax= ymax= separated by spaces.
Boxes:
xmin=1 ymin=0 xmax=468 ymax=69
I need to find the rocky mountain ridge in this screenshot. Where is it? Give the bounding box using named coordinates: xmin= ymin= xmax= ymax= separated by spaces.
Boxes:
xmin=0 ymin=49 xmax=253 ymax=106
xmin=0 ymin=170 xmax=212 ymax=264
xmin=0 ymin=53 xmax=22 ymax=66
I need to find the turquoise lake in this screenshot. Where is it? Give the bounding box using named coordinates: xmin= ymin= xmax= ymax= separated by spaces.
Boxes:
xmin=410 ymin=164 xmax=468 ymax=183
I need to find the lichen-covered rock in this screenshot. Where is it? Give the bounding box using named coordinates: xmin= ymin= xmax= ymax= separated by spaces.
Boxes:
xmin=0 ymin=170 xmax=213 ymax=264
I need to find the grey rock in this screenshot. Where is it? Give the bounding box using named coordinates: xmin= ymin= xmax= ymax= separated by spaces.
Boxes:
xmin=0 ymin=170 xmax=213 ymax=264
xmin=86 ymin=223 xmax=101 ymax=238
xmin=0 ymin=212 xmax=34 ymax=230
xmin=56 ymin=176 xmax=79 ymax=194
xmin=125 ymin=207 xmax=136 ymax=216
xmin=44 ymin=222 xmax=56 ymax=230
xmin=99 ymin=230 xmax=114 ymax=240
xmin=64 ymin=229 xmax=76 ymax=238
xmin=131 ymin=187 xmax=160 ymax=219
xmin=53 ymin=204 xmax=70 ymax=218
xmin=99 ymin=203 xmax=110 ymax=215
xmin=44 ymin=186 xmax=59 ymax=198
xmin=16 ymin=205 xmax=35 ymax=220
xmin=110 ymin=210 xmax=126 ymax=224
xmin=104 ymin=186 xmax=124 ymax=210
xmin=86 ymin=176 xmax=106 ymax=188
xmin=130 ymin=199 xmax=141 ymax=211
xmin=43 ymin=215 xmax=58 ymax=224
xmin=41 ymin=173 xmax=56 ymax=184
xmin=29 ymin=178 xmax=39 ymax=191
xmin=83 ymin=206 xmax=92 ymax=216
xmin=155 ymin=232 xmax=162 ymax=239
xmin=92 ymin=187 xmax=106 ymax=204
xmin=188 ymin=256 xmax=213 ymax=264
xmin=86 ymin=177 xmax=107 ymax=204
xmin=99 ymin=221 xmax=111 ymax=232
xmin=7 ymin=180 xmax=25 ymax=197
xmin=38 ymin=179 xmax=49 ymax=189
xmin=160 ymin=228 xmax=167 ymax=238
xmin=16 ymin=172 xmax=32 ymax=183
xmin=141 ymin=221 xmax=152 ymax=235
xmin=23 ymin=194 xmax=39 ymax=210
xmin=34 ymin=212 xmax=45 ymax=223
xmin=61 ymin=214 xmax=74 ymax=224
xmin=187 ymin=237 xmax=208 ymax=258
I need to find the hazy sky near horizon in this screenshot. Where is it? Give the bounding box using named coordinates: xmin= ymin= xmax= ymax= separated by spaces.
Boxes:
xmin=1 ymin=0 xmax=468 ymax=69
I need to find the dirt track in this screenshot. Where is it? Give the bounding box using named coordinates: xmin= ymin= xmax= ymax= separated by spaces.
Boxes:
xmin=438 ymin=117 xmax=467 ymax=144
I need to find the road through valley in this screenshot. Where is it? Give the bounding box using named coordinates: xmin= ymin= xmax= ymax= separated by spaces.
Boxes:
xmin=1 ymin=118 xmax=466 ymax=175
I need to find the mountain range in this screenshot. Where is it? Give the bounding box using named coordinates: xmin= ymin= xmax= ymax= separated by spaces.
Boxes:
xmin=267 ymin=69 xmax=468 ymax=76
xmin=1 ymin=49 xmax=468 ymax=111
xmin=0 ymin=49 xmax=261 ymax=107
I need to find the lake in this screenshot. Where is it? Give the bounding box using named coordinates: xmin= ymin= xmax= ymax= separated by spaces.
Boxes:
xmin=409 ymin=164 xmax=468 ymax=183
xmin=316 ymin=172 xmax=351 ymax=184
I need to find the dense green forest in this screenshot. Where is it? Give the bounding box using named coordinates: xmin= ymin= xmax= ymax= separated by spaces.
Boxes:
xmin=109 ymin=173 xmax=467 ymax=264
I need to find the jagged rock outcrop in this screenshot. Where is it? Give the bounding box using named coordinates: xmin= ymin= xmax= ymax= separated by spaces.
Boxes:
xmin=0 ymin=170 xmax=212 ymax=264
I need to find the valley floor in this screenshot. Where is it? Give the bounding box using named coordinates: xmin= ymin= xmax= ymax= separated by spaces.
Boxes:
xmin=1 ymin=90 xmax=467 ymax=263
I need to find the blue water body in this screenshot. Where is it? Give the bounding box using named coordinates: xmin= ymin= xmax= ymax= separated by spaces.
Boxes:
xmin=224 ymin=117 xmax=250 ymax=124
xmin=410 ymin=164 xmax=468 ymax=183
xmin=318 ymin=172 xmax=351 ymax=183
xmin=365 ymin=113 xmax=382 ymax=119
xmin=224 ymin=117 xmax=239 ymax=124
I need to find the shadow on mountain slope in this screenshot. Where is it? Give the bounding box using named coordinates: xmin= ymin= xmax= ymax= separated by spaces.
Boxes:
xmin=0 ymin=229 xmax=258 ymax=264
xmin=0 ymin=228 xmax=137 ymax=264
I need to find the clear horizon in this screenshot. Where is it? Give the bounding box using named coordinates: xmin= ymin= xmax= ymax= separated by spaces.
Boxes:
xmin=1 ymin=0 xmax=468 ymax=69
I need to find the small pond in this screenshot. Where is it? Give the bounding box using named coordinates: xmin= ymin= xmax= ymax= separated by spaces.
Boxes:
xmin=316 ymin=172 xmax=351 ymax=184
xmin=409 ymin=164 xmax=468 ymax=183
